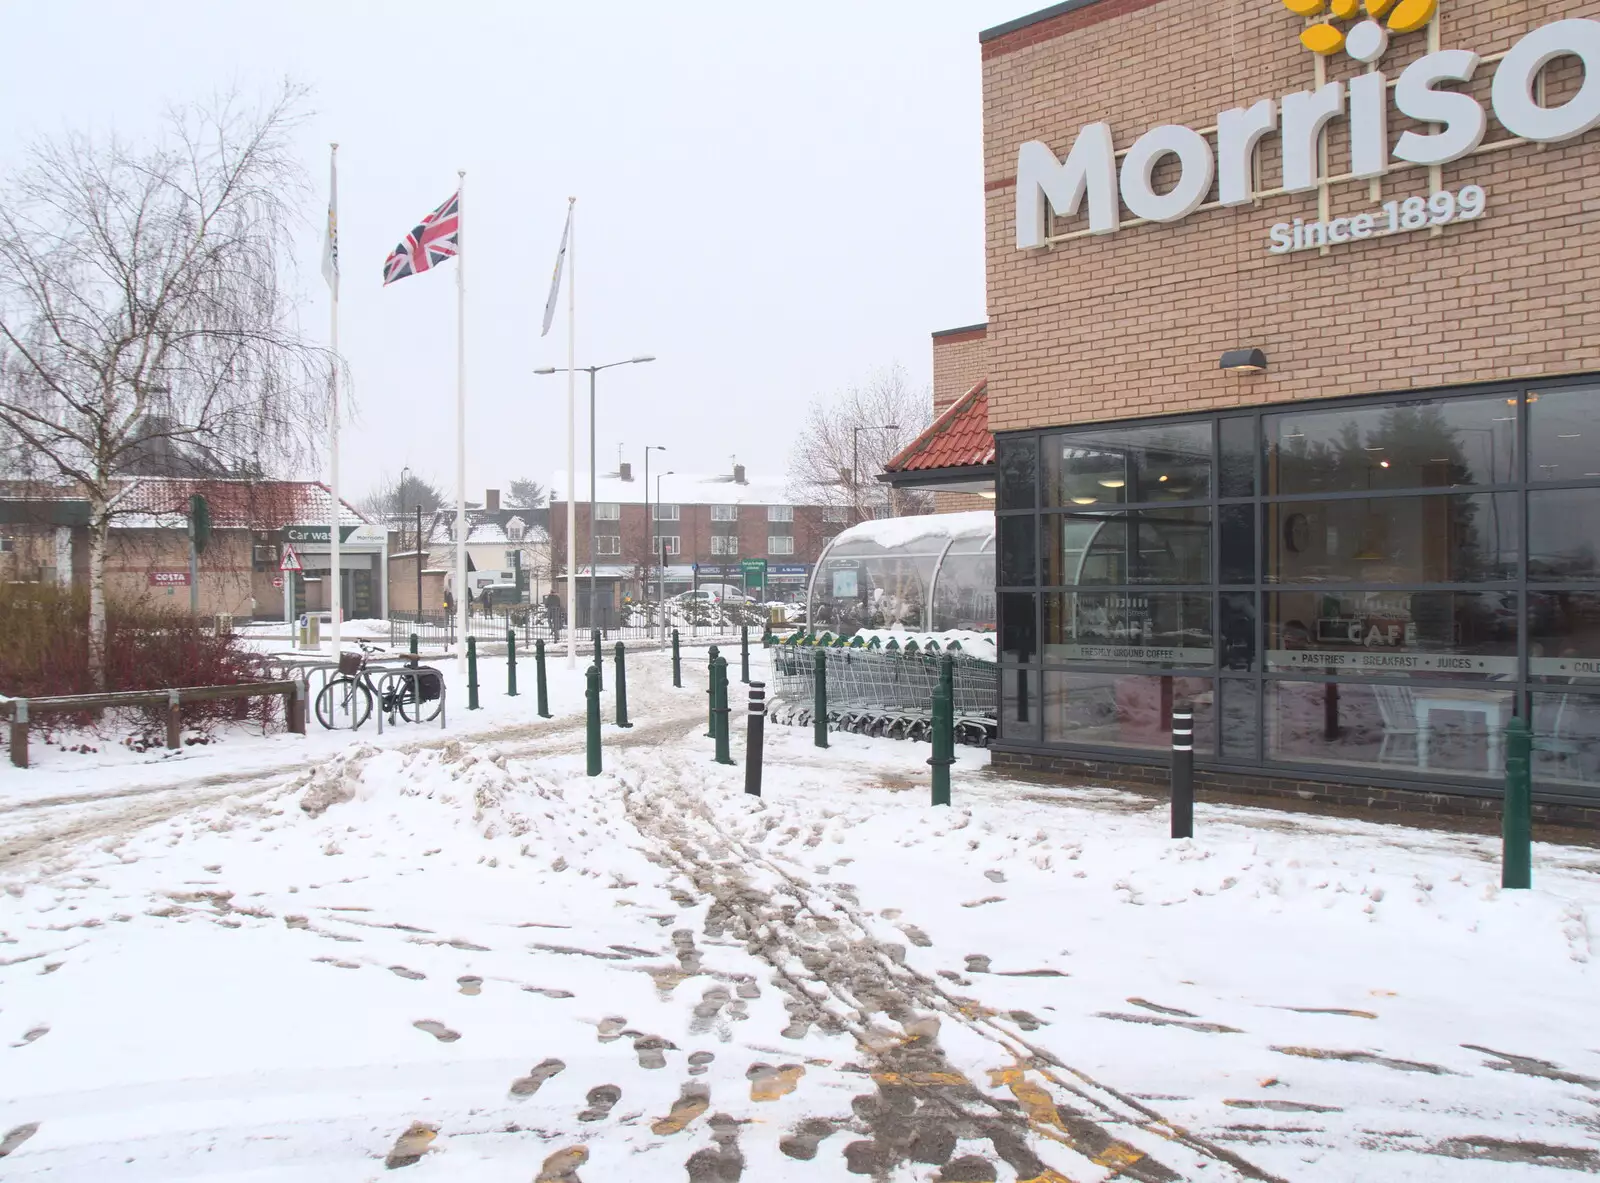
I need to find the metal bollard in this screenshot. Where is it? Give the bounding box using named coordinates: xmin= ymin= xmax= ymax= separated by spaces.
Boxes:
xmin=586 ymin=663 xmax=602 ymax=776
xmin=706 ymin=644 xmax=721 ymax=738
xmin=614 ymin=642 xmax=632 ymax=728
xmin=745 ymin=681 xmax=766 ymax=796
xmin=672 ymin=628 xmax=682 ymax=688
xmin=712 ymin=655 xmax=734 ymax=765
xmin=1503 ymin=715 xmax=1532 ymax=888
xmin=535 ymin=638 xmax=552 ymax=718
xmin=1170 ymin=706 xmax=1194 ymax=839
xmin=10 ymin=698 xmax=29 ymax=768
xmin=166 ymin=689 xmax=182 ymax=750
xmin=467 ymin=636 xmax=481 ymax=710
xmin=813 ymin=647 xmax=829 ymax=748
xmin=740 ymin=626 xmax=750 ymax=685
xmin=929 ymin=656 xmax=954 ymax=806
xmin=592 ymin=628 xmax=603 ymax=690
xmin=409 ymin=632 xmax=419 ymax=656
xmin=507 ymin=628 xmax=519 ymax=697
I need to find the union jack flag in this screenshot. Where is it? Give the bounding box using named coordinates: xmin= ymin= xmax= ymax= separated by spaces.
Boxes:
xmin=382 ymin=190 xmax=460 ymax=285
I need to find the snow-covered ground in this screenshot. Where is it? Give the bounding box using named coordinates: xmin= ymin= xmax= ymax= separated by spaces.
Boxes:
xmin=2 ymin=648 xmax=1598 ymax=1180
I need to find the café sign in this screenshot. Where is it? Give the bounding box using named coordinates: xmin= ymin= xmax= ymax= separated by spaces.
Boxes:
xmin=1015 ymin=17 xmax=1600 ymax=252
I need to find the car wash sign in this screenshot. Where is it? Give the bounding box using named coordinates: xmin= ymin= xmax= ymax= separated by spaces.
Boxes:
xmin=1014 ymin=13 xmax=1600 ymax=255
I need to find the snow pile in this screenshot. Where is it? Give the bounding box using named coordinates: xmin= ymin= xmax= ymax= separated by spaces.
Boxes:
xmin=848 ymin=628 xmax=997 ymax=661
xmin=825 ymin=509 xmax=992 ymax=552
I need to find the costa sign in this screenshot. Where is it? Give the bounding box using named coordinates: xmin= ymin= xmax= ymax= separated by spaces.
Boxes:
xmin=1014 ymin=16 xmax=1600 ymax=250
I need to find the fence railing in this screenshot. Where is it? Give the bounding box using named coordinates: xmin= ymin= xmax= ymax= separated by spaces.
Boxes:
xmin=4 ymin=679 xmax=307 ymax=768
xmin=386 ymin=611 xmax=777 ymax=650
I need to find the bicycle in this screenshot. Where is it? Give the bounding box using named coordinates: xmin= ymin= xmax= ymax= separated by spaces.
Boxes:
xmin=314 ymin=645 xmax=444 ymax=730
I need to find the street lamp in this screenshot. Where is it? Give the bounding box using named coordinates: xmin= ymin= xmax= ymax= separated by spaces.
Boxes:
xmin=852 ymin=423 xmax=900 ymax=521
xmin=644 ymin=445 xmax=667 ymax=633
xmin=656 ymin=470 xmax=674 ymax=640
xmin=534 ymin=355 xmax=655 ymax=635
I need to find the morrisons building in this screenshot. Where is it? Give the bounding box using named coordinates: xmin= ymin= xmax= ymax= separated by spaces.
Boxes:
xmin=914 ymin=0 xmax=1600 ymax=823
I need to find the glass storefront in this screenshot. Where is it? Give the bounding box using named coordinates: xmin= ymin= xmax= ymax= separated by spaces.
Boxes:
xmin=996 ymin=378 xmax=1600 ymax=799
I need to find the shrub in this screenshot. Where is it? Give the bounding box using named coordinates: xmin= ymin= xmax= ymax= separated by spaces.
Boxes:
xmin=0 ymin=583 xmax=275 ymax=736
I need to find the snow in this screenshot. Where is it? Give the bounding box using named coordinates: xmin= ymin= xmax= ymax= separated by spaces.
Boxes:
xmin=2 ymin=648 xmax=1598 ymax=1180
xmin=824 ymin=509 xmax=993 ymax=552
xmin=849 ymin=629 xmax=998 ymax=661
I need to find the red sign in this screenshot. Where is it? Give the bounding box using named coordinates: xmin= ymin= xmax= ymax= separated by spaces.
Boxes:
xmin=148 ymin=571 xmax=190 ymax=587
xmin=279 ymin=544 xmax=303 ymax=573
xmin=272 ymin=576 xmax=284 ymax=589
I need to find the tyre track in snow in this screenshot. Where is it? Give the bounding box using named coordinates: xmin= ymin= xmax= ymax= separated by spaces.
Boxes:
xmin=609 ymin=744 xmax=1286 ymax=1183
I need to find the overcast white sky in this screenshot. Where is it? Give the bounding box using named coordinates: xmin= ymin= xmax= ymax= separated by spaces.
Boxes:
xmin=0 ymin=1 xmax=1030 ymax=506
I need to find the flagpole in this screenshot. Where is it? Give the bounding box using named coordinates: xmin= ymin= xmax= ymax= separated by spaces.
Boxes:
xmin=455 ymin=170 xmax=468 ymax=676
xmin=328 ymin=143 xmax=342 ymax=656
xmin=565 ymin=197 xmax=577 ymax=668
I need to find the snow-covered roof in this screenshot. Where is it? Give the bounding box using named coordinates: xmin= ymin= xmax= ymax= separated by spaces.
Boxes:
xmin=549 ymin=471 xmax=794 ymax=508
xmin=110 ymin=478 xmax=368 ymax=530
xmin=823 ymin=510 xmax=994 ymax=552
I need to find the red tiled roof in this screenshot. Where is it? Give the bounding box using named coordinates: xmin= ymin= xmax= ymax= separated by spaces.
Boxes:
xmin=885 ymin=381 xmax=994 ymax=473
xmin=109 ymin=477 xmax=368 ymax=529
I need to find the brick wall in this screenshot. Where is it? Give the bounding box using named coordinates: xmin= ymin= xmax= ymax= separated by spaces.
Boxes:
xmin=981 ymin=0 xmax=1600 ymax=434
xmin=932 ymin=325 xmax=990 ymax=414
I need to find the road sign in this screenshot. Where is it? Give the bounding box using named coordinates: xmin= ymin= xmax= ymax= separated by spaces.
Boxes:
xmin=272 ymin=576 xmax=284 ymax=589
xmin=740 ymin=558 xmax=767 ymax=588
xmin=279 ymin=544 xmax=303 ymax=573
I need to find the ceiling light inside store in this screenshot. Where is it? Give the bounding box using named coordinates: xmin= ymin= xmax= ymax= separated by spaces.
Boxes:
xmin=1559 ymin=433 xmax=1582 ymax=439
xmin=1379 ymin=460 xmax=1391 ymax=468
xmin=1158 ymin=475 xmax=1169 ymax=482
xmin=1493 ymin=416 xmax=1515 ymax=422
xmin=1098 ymin=478 xmax=1126 ymax=488
xmin=1071 ymin=496 xmax=1098 ymax=505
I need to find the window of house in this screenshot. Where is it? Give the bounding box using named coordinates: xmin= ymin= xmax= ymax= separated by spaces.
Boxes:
xmin=712 ymin=536 xmax=739 ymax=556
xmin=711 ymin=505 xmax=739 ymax=522
xmin=654 ymin=503 xmax=679 ymax=521
xmin=594 ymin=503 xmax=621 ymax=521
xmin=657 ymin=536 xmax=681 ymax=555
xmin=595 ymin=536 xmax=621 ymax=556
xmin=768 ymin=505 xmax=794 ymax=522
xmin=823 ymin=505 xmax=849 ymax=523
xmin=768 ymin=535 xmax=795 ymax=555
xmin=506 ymin=516 xmax=527 ymax=541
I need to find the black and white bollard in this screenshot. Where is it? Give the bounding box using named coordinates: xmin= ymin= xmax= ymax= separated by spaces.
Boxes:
xmin=1170 ymin=706 xmax=1194 ymax=839
xmin=745 ymin=681 xmax=766 ymax=797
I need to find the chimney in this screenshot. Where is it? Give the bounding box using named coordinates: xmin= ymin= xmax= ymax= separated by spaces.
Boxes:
xmin=733 ymin=463 xmax=746 ymax=484
xmin=485 ymin=488 xmax=500 ymax=511
xmin=619 ymin=462 xmax=633 ymax=482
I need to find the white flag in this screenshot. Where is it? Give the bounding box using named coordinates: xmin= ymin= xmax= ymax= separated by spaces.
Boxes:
xmin=541 ymin=206 xmax=571 ymax=337
xmin=321 ymin=146 xmax=339 ymax=295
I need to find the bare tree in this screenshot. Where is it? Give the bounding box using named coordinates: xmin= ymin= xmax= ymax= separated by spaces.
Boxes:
xmin=787 ymin=364 xmax=933 ymax=521
xmin=0 ymin=83 xmax=329 ymax=685
xmin=361 ymin=470 xmax=445 ymax=521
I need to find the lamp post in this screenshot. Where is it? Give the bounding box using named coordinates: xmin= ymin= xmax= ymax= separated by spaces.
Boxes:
xmin=644 ymin=445 xmax=667 ymax=635
xmin=534 ymin=356 xmax=655 ymax=636
xmin=657 ymin=470 xmax=674 ymax=641
xmin=852 ymin=423 xmax=900 ymax=521
xmin=399 ymin=466 xmax=412 ymax=617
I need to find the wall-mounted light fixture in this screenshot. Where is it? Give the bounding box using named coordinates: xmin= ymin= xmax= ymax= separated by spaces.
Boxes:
xmin=1220 ymin=347 xmax=1267 ymax=373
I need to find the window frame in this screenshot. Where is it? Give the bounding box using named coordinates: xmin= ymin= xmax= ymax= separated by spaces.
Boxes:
xmin=992 ymin=372 xmax=1600 ymax=803
xmin=767 ymin=505 xmax=795 ymax=522
xmin=654 ymin=503 xmax=680 ymax=521
xmin=594 ymin=503 xmax=622 ymax=521
xmin=711 ymin=504 xmax=740 ymax=522
xmin=768 ymin=534 xmax=795 ymax=555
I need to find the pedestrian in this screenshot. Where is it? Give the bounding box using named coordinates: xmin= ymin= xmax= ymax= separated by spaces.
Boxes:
xmin=544 ymin=592 xmax=564 ymax=642
xmin=443 ymin=587 xmax=454 ymax=617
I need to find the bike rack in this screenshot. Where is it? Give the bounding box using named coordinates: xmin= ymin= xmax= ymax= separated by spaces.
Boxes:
xmin=373 ymin=665 xmax=447 ymax=734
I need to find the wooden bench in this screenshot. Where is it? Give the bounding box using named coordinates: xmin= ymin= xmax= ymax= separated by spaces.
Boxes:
xmin=3 ymin=680 xmax=307 ymax=769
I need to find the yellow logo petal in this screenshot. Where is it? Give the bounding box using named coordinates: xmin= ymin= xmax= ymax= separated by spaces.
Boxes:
xmin=1363 ymin=0 xmax=1398 ymax=16
xmin=1281 ymin=0 xmax=1328 ymax=16
xmin=1331 ymin=0 xmax=1361 ymax=18
xmin=1385 ymin=0 xmax=1437 ymax=32
xmin=1300 ymin=21 xmax=1347 ymax=52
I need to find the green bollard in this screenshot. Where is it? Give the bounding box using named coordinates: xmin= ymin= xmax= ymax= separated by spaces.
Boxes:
xmin=713 ymin=655 xmax=734 ymax=765
xmin=813 ymin=647 xmax=829 ymax=748
xmin=409 ymin=632 xmax=418 ymax=655
xmin=614 ymin=642 xmax=632 ymax=728
xmin=672 ymin=629 xmax=682 ymax=688
xmin=585 ymin=664 xmax=602 ymax=776
xmin=1503 ymin=715 xmax=1532 ymax=889
xmin=506 ymin=628 xmax=519 ymax=697
xmin=535 ymin=637 xmax=551 ymax=718
xmin=740 ymin=626 xmax=750 ymax=685
xmin=930 ymin=654 xmax=955 ymax=807
xmin=706 ymin=644 xmax=721 ymax=738
xmin=467 ymin=636 xmax=480 ymax=710
xmin=592 ymin=628 xmax=603 ymax=690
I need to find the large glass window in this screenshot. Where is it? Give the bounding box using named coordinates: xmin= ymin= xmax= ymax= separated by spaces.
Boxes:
xmin=994 ymin=379 xmax=1600 ymax=799
xmin=1044 ymin=422 xmax=1211 ymax=506
xmin=1265 ymin=394 xmax=1518 ymax=494
xmin=1263 ymin=494 xmax=1518 ymax=584
xmin=1043 ymin=509 xmax=1210 ymax=585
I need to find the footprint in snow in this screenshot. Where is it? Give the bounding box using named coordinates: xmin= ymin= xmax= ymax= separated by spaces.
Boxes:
xmin=747 ymin=1062 xmax=805 ymax=1101
xmin=383 ymin=1120 xmax=439 ymax=1169
xmin=778 ymin=1117 xmax=843 ymax=1161
xmin=509 ymin=1058 xmax=566 ymax=1098
xmin=691 ymin=987 xmax=731 ymax=1035
xmin=685 ymin=1112 xmax=744 ymax=1181
xmin=688 ymin=1051 xmax=715 ymax=1076
xmin=12 ymin=1026 xmax=48 ymax=1049
xmin=632 ymin=1033 xmax=677 ymax=1069
xmin=578 ymin=1085 xmax=622 ymax=1123
xmin=984 ymin=869 xmax=1006 ymax=883
xmin=0 ymin=1123 xmax=40 ymax=1159
xmin=651 ymin=1083 xmax=710 ymax=1135
xmin=965 ymin=954 xmax=992 ymax=974
xmin=412 ymin=1020 xmax=460 ymax=1043
xmin=900 ymin=924 xmax=933 ymax=947
xmin=457 ymin=975 xmax=483 ymax=996
xmin=389 ymin=965 xmax=426 ymax=980
xmin=596 ymin=1016 xmax=628 ymax=1042
xmin=535 ymin=1144 xmax=588 ymax=1182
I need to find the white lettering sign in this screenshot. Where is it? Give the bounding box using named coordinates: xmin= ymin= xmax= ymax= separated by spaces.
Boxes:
xmin=1015 ymin=17 xmax=1600 ymax=249
xmin=1266 ymin=649 xmax=1517 ymax=674
xmin=1268 ymin=184 xmax=1486 ymax=252
xmin=1047 ymin=644 xmax=1216 ymax=664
